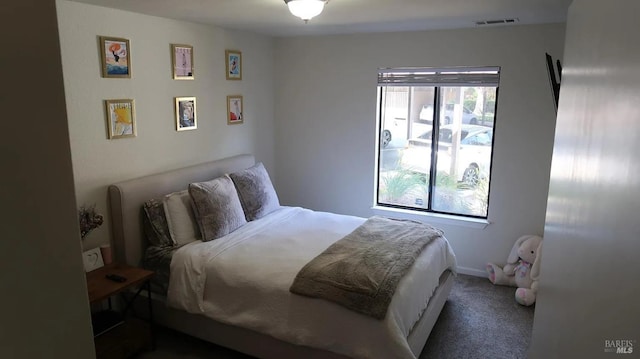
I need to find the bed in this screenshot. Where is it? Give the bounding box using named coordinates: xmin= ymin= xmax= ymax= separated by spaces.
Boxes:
xmin=108 ymin=153 xmax=457 ymax=359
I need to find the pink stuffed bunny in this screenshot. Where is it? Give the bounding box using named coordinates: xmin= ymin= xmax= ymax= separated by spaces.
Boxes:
xmin=486 ymin=235 xmax=543 ymax=306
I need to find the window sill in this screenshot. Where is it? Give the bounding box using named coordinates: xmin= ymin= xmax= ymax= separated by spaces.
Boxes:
xmin=371 ymin=206 xmax=490 ymax=229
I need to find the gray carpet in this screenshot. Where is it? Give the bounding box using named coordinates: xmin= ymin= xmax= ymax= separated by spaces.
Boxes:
xmin=419 ymin=274 xmax=535 ymax=359
xmin=134 ymin=274 xmax=534 ymax=359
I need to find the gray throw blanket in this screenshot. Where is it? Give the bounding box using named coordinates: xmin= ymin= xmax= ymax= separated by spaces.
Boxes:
xmin=289 ymin=216 xmax=443 ymax=319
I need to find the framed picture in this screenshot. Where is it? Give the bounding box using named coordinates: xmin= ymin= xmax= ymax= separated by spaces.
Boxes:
xmin=225 ymin=49 xmax=242 ymax=80
xmin=171 ymin=44 xmax=194 ymax=80
xmin=227 ymin=95 xmax=243 ymax=125
xmin=104 ymin=99 xmax=136 ymax=139
xmin=82 ymin=247 xmax=104 ymax=273
xmin=99 ymin=36 xmax=131 ymax=78
xmin=175 ymin=97 xmax=197 ymax=131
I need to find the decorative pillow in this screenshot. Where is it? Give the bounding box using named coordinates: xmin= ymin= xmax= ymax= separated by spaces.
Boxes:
xmin=228 ymin=162 xmax=280 ymax=221
xmin=142 ymin=244 xmax=178 ymax=294
xmin=142 ymin=199 xmax=174 ymax=247
xmin=189 ymin=175 xmax=247 ymax=242
xmin=162 ymin=190 xmax=201 ymax=246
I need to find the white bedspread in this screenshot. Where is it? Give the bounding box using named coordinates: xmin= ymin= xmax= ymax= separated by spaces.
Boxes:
xmin=167 ymin=207 xmax=457 ymax=359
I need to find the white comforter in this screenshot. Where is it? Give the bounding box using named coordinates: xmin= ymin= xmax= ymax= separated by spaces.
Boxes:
xmin=167 ymin=207 xmax=457 ymax=359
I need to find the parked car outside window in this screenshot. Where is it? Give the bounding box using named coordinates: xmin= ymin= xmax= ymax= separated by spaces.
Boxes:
xmin=401 ymin=124 xmax=493 ymax=186
xmin=381 ymin=112 xmax=408 ymax=148
xmin=419 ymin=104 xmax=479 ymax=125
xmin=381 ymin=129 xmax=392 ymax=148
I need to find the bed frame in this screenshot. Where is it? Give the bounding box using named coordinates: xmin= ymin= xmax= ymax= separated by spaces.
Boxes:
xmin=108 ymin=153 xmax=454 ymax=359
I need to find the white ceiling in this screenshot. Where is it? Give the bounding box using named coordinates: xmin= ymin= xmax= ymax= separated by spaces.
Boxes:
xmin=68 ymin=0 xmax=573 ymax=37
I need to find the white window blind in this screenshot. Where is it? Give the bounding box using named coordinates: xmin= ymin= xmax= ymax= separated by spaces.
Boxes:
xmin=378 ymin=67 xmax=500 ymax=87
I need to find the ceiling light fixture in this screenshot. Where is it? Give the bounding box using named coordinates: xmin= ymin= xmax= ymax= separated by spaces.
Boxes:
xmin=284 ymin=0 xmax=328 ymax=23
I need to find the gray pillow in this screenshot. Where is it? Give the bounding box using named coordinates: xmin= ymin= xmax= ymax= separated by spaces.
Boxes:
xmin=142 ymin=199 xmax=175 ymax=247
xmin=229 ymin=162 xmax=280 ymax=221
xmin=189 ymin=175 xmax=247 ymax=242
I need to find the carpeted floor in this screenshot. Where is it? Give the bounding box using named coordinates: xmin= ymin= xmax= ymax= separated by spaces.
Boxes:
xmin=419 ymin=274 xmax=535 ymax=359
xmin=134 ymin=274 xmax=534 ymax=359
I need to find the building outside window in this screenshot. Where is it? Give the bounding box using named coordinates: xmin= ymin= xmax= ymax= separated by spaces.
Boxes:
xmin=376 ymin=67 xmax=500 ymax=218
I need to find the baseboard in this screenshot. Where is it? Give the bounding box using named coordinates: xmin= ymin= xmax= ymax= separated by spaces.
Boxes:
xmin=456 ymin=266 xmax=487 ymax=278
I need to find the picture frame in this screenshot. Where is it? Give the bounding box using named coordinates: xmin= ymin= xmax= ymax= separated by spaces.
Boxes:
xmin=82 ymin=247 xmax=105 ymax=273
xmin=225 ymin=49 xmax=242 ymax=80
xmin=175 ymin=97 xmax=197 ymax=131
xmin=227 ymin=95 xmax=244 ymax=125
xmin=104 ymin=99 xmax=136 ymax=139
xmin=171 ymin=44 xmax=194 ymax=80
xmin=99 ymin=36 xmax=131 ymax=78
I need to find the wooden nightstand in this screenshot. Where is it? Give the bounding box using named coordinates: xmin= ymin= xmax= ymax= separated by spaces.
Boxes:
xmin=86 ymin=263 xmax=155 ymax=359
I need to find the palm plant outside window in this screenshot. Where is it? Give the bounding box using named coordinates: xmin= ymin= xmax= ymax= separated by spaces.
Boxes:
xmin=376 ymin=67 xmax=500 ymax=218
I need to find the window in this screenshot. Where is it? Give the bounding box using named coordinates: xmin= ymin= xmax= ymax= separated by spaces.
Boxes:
xmin=376 ymin=67 xmax=500 ymax=218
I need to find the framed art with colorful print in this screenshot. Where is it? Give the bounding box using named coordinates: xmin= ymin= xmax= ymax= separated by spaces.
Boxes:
xmin=225 ymin=50 xmax=242 ymax=80
xmin=99 ymin=36 xmax=131 ymax=78
xmin=104 ymin=99 xmax=136 ymax=139
xmin=172 ymin=44 xmax=194 ymax=80
xmin=175 ymin=97 xmax=197 ymax=131
xmin=227 ymin=95 xmax=243 ymax=125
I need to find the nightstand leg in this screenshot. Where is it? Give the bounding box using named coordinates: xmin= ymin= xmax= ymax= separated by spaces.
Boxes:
xmin=147 ymin=281 xmax=155 ymax=350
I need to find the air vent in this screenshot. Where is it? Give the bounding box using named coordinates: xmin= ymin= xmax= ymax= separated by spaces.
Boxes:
xmin=475 ymin=18 xmax=519 ymax=26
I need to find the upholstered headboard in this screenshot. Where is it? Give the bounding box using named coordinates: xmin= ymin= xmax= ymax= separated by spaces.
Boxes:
xmin=108 ymin=154 xmax=255 ymax=266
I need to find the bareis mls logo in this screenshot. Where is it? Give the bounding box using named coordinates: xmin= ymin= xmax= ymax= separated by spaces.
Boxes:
xmin=604 ymin=339 xmax=635 ymax=354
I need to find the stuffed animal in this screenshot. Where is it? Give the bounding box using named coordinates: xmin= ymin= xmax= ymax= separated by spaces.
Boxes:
xmin=486 ymin=235 xmax=543 ymax=306
xmin=514 ymin=241 xmax=542 ymax=306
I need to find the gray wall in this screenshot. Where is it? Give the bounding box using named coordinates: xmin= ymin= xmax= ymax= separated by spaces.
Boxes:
xmin=0 ymin=0 xmax=95 ymax=357
xmin=530 ymin=0 xmax=640 ymax=356
xmin=56 ymin=1 xmax=276 ymax=253
xmin=58 ymin=2 xmax=565 ymax=277
xmin=274 ymin=24 xmax=565 ymax=275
